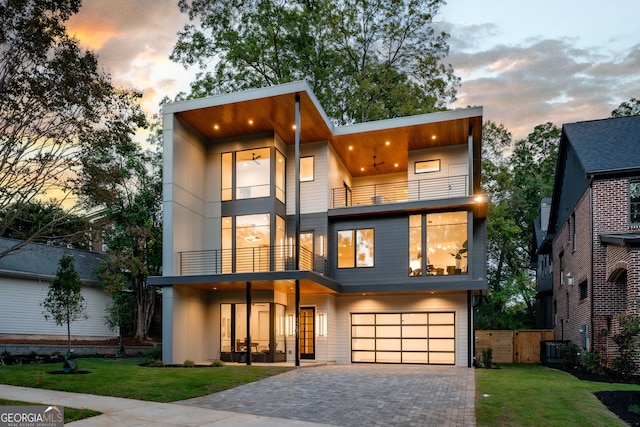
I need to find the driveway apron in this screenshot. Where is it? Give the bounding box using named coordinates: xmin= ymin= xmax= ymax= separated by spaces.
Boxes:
xmin=179 ymin=365 xmax=475 ymax=427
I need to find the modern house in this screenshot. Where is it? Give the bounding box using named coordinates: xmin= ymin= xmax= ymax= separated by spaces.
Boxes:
xmin=149 ymin=81 xmax=487 ymax=366
xmin=0 ymin=237 xmax=116 ymax=341
xmin=537 ymin=115 xmax=640 ymax=360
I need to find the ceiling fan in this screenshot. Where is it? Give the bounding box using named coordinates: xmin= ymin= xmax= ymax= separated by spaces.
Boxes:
xmin=373 ymin=155 xmax=385 ymax=169
xmin=250 ymin=153 xmax=261 ymax=164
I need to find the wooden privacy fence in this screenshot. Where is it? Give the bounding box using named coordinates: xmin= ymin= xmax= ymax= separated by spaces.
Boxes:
xmin=476 ymin=330 xmax=554 ymax=364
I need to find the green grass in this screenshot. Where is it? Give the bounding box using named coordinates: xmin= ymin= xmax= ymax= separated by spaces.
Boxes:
xmin=476 ymin=364 xmax=640 ymax=427
xmin=0 ymin=358 xmax=292 ymax=402
xmin=0 ymin=398 xmax=101 ymax=423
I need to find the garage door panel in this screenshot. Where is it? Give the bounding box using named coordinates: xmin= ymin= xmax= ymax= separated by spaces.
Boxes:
xmin=429 ymin=352 xmax=455 ymax=364
xmin=403 ymin=352 xmax=429 ymax=363
xmin=402 ymin=325 xmax=428 ymax=337
xmin=429 ymin=312 xmax=454 ymax=324
xmin=402 ymin=339 xmax=427 ymax=351
xmin=429 ymin=339 xmax=455 ymax=352
xmin=429 ymin=325 xmax=455 ymax=338
xmin=352 ymin=338 xmax=375 ymax=350
xmin=376 ymin=352 xmax=402 ymax=363
xmin=402 ymin=313 xmax=428 ymax=324
xmin=376 ymin=313 xmax=401 ymax=324
xmin=376 ymin=325 xmax=400 ymax=337
xmin=352 ymin=325 xmax=375 ymax=337
xmin=352 ymin=351 xmax=375 ymax=362
xmin=376 ymin=339 xmax=401 ymax=351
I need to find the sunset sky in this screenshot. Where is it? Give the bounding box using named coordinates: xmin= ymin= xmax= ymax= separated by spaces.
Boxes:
xmin=67 ymin=0 xmax=640 ymax=140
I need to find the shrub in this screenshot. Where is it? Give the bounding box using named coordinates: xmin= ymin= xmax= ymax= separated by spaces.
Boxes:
xmin=582 ymin=351 xmax=605 ymax=374
xmin=480 ymin=348 xmax=493 ymax=368
xmin=559 ymin=342 xmax=581 ymax=370
xmin=147 ymin=358 xmax=165 ymax=367
xmin=183 ymin=359 xmax=195 ymax=368
xmin=210 ymin=359 xmax=225 ymax=367
xmin=144 ymin=347 xmax=162 ymax=363
xmin=611 ymin=314 xmax=640 ymax=377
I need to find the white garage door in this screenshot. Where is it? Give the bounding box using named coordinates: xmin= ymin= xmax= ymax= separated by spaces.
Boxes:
xmin=351 ymin=312 xmax=455 ymax=364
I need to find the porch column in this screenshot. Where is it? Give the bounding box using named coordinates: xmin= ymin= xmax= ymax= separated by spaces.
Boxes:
xmin=294 ymin=94 xmax=301 ymax=368
xmin=295 ymin=279 xmax=300 ymax=367
xmin=246 ymin=281 xmax=252 ymax=366
xmin=467 ymin=290 xmax=473 ymax=367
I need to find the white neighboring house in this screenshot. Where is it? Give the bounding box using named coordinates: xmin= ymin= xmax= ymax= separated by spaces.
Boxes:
xmin=0 ymin=237 xmax=117 ymax=341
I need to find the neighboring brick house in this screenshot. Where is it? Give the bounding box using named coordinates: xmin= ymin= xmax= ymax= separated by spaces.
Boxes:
xmin=538 ymin=115 xmax=640 ymax=363
xmin=149 ymin=81 xmax=488 ymax=366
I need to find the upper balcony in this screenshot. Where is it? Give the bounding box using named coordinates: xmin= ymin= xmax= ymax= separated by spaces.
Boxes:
xmin=330 ymin=175 xmax=468 ymax=208
xmin=179 ymin=245 xmax=327 ymax=276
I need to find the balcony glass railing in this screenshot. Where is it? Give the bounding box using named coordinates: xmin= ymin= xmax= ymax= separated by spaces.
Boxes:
xmin=179 ymin=245 xmax=326 ymax=276
xmin=331 ymin=175 xmax=468 ymax=208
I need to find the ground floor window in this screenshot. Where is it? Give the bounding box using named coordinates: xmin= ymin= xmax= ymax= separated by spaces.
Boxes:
xmin=220 ymin=303 xmax=286 ymax=362
xmin=351 ymin=312 xmax=455 ymax=364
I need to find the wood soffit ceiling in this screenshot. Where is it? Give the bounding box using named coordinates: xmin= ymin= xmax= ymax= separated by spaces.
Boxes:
xmin=181 ymin=279 xmax=338 ymax=295
xmin=175 ymin=91 xmax=482 ymax=178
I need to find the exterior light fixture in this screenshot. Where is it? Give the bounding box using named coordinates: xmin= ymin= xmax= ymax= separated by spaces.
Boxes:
xmin=286 ymin=314 xmax=294 ymax=336
xmin=317 ymin=313 xmax=327 ymax=337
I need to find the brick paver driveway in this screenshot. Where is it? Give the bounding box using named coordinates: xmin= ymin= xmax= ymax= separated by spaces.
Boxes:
xmin=180 ymin=364 xmax=475 ymax=427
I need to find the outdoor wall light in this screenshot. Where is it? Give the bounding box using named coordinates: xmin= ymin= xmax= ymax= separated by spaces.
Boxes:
xmin=286 ymin=314 xmax=294 ymax=336
xmin=317 ymin=313 xmax=327 ymax=337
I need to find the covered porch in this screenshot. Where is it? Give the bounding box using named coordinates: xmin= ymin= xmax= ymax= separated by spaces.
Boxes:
xmin=149 ymin=271 xmax=340 ymax=365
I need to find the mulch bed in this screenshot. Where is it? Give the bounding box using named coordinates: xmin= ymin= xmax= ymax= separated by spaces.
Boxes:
xmin=564 ymin=369 xmax=640 ymax=426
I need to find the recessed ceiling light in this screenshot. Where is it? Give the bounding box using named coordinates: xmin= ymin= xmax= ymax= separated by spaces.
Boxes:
xmin=394 ymin=163 xmax=399 ymax=167
xmin=349 ymin=146 xmax=353 ymax=150
xmin=214 ymin=124 xmax=219 ymax=130
xmin=431 ymin=135 xmax=436 ymax=140
xmin=385 ymin=141 xmax=390 ymax=146
xmin=360 ymin=167 xmax=365 ymax=171
xmin=292 ymin=124 xmax=297 ymax=130
xmin=248 ymin=119 xmax=254 ymax=125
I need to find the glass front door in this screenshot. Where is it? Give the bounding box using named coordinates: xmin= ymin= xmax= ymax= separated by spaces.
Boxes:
xmin=299 ymin=307 xmax=315 ymax=359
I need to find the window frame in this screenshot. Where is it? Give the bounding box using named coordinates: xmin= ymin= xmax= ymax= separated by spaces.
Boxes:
xmin=337 ymin=228 xmax=375 ymax=269
xmin=630 ymin=181 xmax=640 ymax=225
xmin=300 ymin=156 xmax=315 ymax=182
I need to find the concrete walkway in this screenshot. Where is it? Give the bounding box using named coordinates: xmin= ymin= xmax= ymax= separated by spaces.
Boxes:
xmin=0 ymin=384 xmax=330 ymax=426
xmin=0 ymin=365 xmax=475 ymax=426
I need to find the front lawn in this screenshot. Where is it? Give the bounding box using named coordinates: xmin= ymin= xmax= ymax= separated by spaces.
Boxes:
xmin=476 ymin=364 xmax=640 ymax=427
xmin=0 ymin=358 xmax=292 ymax=402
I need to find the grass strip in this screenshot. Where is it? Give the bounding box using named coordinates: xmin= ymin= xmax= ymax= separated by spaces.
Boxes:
xmin=0 ymin=358 xmax=292 ymax=402
xmin=476 ymin=364 xmax=640 ymax=427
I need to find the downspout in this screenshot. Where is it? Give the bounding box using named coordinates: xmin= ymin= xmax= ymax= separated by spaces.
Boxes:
xmin=294 ymin=94 xmax=301 ymax=368
xmin=246 ymin=281 xmax=252 ymax=366
xmin=589 ymin=175 xmax=595 ymax=352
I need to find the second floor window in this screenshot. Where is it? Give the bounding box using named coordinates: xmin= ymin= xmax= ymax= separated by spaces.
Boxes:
xmin=222 ymin=147 xmax=285 ymax=202
xmin=338 ymin=229 xmax=374 ymax=268
xmin=631 ymin=181 xmax=640 ymax=224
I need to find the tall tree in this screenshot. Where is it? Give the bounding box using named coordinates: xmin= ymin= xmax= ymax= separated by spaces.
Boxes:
xmin=0 ymin=0 xmax=146 ymax=258
xmin=477 ymin=122 xmax=560 ymax=329
xmin=171 ymin=0 xmax=459 ymax=123
xmin=41 ymin=254 xmax=86 ymax=351
xmin=611 ymin=97 xmax=640 ymax=117
xmin=1 ymin=201 xmax=89 ymax=248
xmin=96 ymin=132 xmax=162 ymax=342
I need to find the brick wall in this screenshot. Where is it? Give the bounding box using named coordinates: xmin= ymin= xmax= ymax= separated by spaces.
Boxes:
xmin=552 ymin=177 xmax=640 ymax=364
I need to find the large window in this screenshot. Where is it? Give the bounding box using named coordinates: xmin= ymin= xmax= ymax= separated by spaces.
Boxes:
xmin=338 ymin=229 xmax=374 ymax=268
xmin=222 ymin=214 xmax=286 ymax=273
xmin=236 ymin=148 xmax=270 ymax=199
xmin=631 ymin=181 xmax=640 ymax=224
xmin=409 ymin=212 xmax=468 ymax=276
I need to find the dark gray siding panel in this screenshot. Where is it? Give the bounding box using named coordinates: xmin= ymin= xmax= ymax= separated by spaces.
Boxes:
xmin=328 ymin=215 xmax=408 ymax=286
xmin=555 ymin=146 xmax=589 ymax=231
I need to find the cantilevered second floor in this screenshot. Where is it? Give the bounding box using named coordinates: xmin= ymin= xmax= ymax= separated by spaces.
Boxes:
xmin=158 ymin=81 xmax=486 ymax=294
